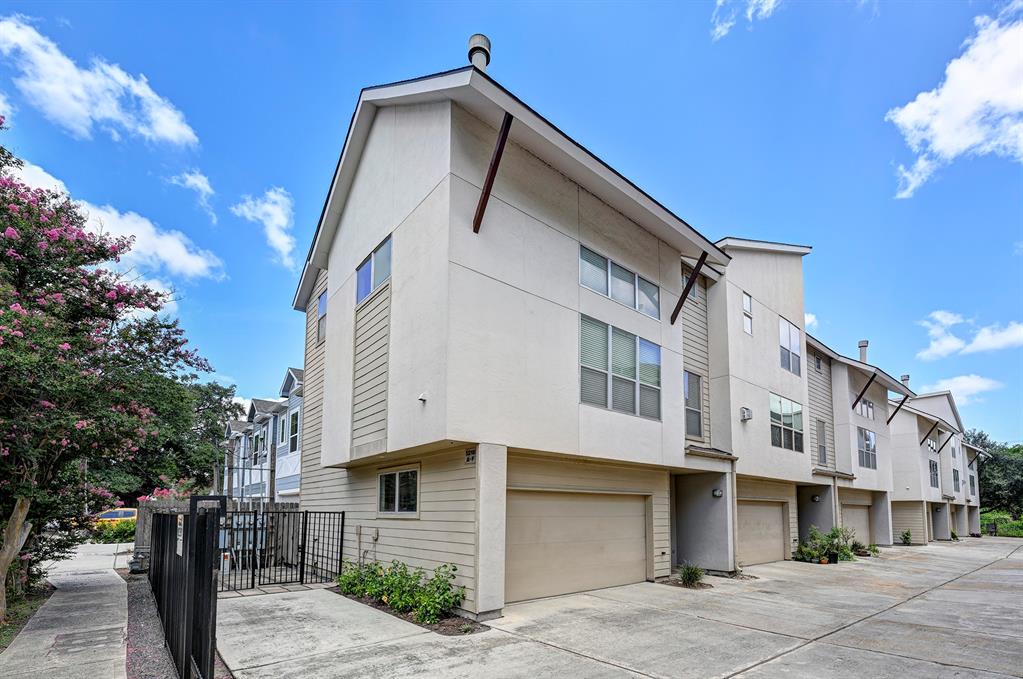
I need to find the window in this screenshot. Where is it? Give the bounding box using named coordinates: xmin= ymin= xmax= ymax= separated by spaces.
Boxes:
xmin=857 ymin=398 xmax=875 ymax=420
xmin=816 ymin=419 xmax=827 ymax=465
xmin=742 ymin=292 xmax=753 ymax=335
xmin=969 ymin=475 xmax=976 ymax=495
xmin=857 ymin=427 xmax=877 ymax=469
xmin=951 ymin=444 xmax=956 ymax=458
xmin=579 ymin=246 xmax=659 ymax=319
xmin=814 ymin=354 xmax=822 ymax=371
xmin=779 ymin=317 xmax=801 ymax=376
xmin=356 ymin=236 xmax=392 ymax=304
xmin=684 ymin=371 xmax=702 ymax=438
xmin=682 ymin=271 xmax=699 ymax=301
xmin=926 ymin=434 xmax=938 ymax=452
xmin=580 ymin=315 xmax=660 ymax=419
xmin=279 ymin=414 xmax=287 ymax=444
xmin=289 ymin=409 xmax=300 ymax=453
xmin=378 ymin=468 xmax=418 ymax=514
xmin=930 ymin=460 xmax=939 ymax=488
xmin=317 ymin=292 xmax=327 ymax=342
xmin=769 ymin=393 xmax=803 ymax=452
xmin=953 ymin=469 xmax=960 ymax=492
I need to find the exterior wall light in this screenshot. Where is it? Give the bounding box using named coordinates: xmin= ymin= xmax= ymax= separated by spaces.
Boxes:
xmin=811 ymin=495 xmax=821 ymax=503
xmin=935 ymin=506 xmax=942 ymax=512
xmin=711 ymin=489 xmax=724 ymax=498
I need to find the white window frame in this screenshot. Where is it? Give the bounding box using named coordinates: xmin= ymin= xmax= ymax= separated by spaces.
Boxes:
xmin=926 ymin=435 xmax=938 ymax=452
xmin=857 ymin=427 xmax=877 ymax=469
xmin=278 ymin=413 xmax=287 ymax=444
xmin=814 ymin=353 xmax=822 ymax=372
xmin=579 ymin=315 xmax=661 ymax=420
xmin=682 ymin=270 xmax=699 ymax=302
xmin=969 ymin=474 xmax=975 ymax=495
xmin=288 ymin=408 xmax=301 ymax=454
xmin=816 ymin=418 xmax=827 ymax=465
xmin=779 ymin=317 xmax=801 ymax=376
xmin=683 ymin=370 xmax=702 ymax=439
xmin=857 ymin=398 xmax=875 ymax=421
xmin=742 ymin=292 xmax=753 ymax=335
xmin=316 ymin=291 xmax=327 ymax=343
xmin=929 ymin=459 xmax=940 ymax=488
xmin=953 ymin=469 xmax=960 ymax=492
xmin=579 ymin=245 xmax=660 ymax=319
xmin=769 ymin=393 xmax=804 ymax=452
xmin=356 ymin=236 xmax=392 ymax=306
xmin=377 ymin=463 xmax=420 ymax=518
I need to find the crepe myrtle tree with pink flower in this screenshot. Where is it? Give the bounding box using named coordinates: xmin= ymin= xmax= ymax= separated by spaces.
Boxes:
xmin=0 ymin=132 xmax=212 ymax=620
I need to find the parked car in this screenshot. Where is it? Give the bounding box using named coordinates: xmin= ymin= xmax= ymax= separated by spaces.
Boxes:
xmin=93 ymin=507 xmax=138 ymax=525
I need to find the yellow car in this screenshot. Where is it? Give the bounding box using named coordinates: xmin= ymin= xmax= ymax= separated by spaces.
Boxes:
xmin=93 ymin=508 xmax=138 ymax=525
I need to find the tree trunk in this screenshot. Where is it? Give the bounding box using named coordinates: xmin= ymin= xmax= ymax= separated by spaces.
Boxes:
xmin=0 ymin=496 xmax=33 ymax=622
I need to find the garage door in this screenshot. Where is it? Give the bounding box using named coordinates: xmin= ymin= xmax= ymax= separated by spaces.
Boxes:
xmin=842 ymin=505 xmax=871 ymax=544
xmin=505 ymin=490 xmax=647 ymax=603
xmin=737 ymin=501 xmax=785 ymax=566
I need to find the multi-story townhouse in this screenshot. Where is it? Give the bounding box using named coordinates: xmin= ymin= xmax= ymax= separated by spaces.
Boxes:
xmin=224 ymin=419 xmax=257 ymax=498
xmin=275 ymin=367 xmax=304 ymax=502
xmin=889 ymin=388 xmax=985 ymax=542
xmin=291 ymin=41 xmax=738 ymax=619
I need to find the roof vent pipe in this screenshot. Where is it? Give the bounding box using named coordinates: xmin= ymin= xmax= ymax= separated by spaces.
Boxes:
xmin=468 ymin=34 xmax=491 ymax=71
xmin=901 ymin=374 xmax=911 ymax=388
xmin=858 ymin=339 xmax=869 ymax=363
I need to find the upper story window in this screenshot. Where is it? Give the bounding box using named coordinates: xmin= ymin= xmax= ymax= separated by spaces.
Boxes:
xmin=816 ymin=418 xmax=827 ymax=465
xmin=279 ymin=414 xmax=287 ymax=444
xmin=579 ymin=246 xmax=659 ymax=319
xmin=926 ymin=434 xmax=938 ymax=452
xmin=929 ymin=459 xmax=939 ymax=488
xmin=289 ymin=409 xmax=300 ymax=453
xmin=356 ymin=236 xmax=392 ymax=305
xmin=683 ymin=371 xmax=702 ymax=438
xmin=857 ymin=427 xmax=877 ymax=469
xmin=770 ymin=393 xmax=803 ymax=452
xmin=378 ymin=466 xmax=418 ymax=515
xmin=857 ymin=398 xmax=875 ymax=420
xmin=951 ymin=443 xmax=957 ymax=458
xmin=580 ymin=315 xmax=661 ymax=419
xmin=969 ymin=475 xmax=976 ymax=495
xmin=814 ymin=354 xmax=822 ymax=372
xmin=953 ymin=469 xmax=960 ymax=492
xmin=317 ymin=292 xmax=327 ymax=342
xmin=742 ymin=292 xmax=753 ymax=335
xmin=779 ymin=317 xmax=801 ymax=376
xmin=682 ymin=271 xmax=699 ymax=302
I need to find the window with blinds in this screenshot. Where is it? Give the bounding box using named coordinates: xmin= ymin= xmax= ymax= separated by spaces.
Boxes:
xmin=929 ymin=459 xmax=939 ymax=488
xmin=857 ymin=427 xmax=877 ymax=469
xmin=580 ymin=315 xmax=660 ymax=419
xmin=579 ymin=246 xmax=659 ymax=319
xmin=683 ymin=371 xmax=702 ymax=437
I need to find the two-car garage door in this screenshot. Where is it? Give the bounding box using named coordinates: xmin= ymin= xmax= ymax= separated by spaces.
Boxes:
xmin=505 ymin=490 xmax=647 ymax=603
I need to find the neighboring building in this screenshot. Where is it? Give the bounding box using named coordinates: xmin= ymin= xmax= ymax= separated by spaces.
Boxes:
xmin=275 ymin=367 xmax=304 ymax=502
xmin=224 ymin=419 xmax=261 ymax=499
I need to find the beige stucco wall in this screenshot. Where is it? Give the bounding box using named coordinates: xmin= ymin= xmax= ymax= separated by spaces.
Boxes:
xmin=833 ymin=365 xmax=894 ymax=492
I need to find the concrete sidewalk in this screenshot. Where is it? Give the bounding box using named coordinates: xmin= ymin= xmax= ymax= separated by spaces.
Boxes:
xmin=0 ymin=543 xmax=130 ymax=679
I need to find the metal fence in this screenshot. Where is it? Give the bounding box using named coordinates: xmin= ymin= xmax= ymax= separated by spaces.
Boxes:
xmin=149 ymin=496 xmax=225 ymax=679
xmin=218 ymin=510 xmax=345 ymax=591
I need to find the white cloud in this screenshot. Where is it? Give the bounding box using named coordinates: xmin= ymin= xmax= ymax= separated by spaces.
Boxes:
xmin=804 ymin=312 xmax=818 ymax=330
xmin=919 ymin=374 xmax=1003 ymax=405
xmin=885 ymin=4 xmax=1023 ymax=197
xmin=916 ymin=310 xmax=966 ymax=360
xmin=11 ymin=160 xmax=223 ymax=280
xmin=232 ymin=396 xmax=251 ymax=415
xmin=1014 ymin=240 xmax=1023 ymax=255
xmin=0 ymin=16 xmax=197 ymax=145
xmin=962 ymin=321 xmax=1023 ymax=354
xmin=171 ymin=169 xmax=216 ymax=224
xmin=711 ymin=0 xmax=781 ymax=41
xmin=230 ymin=187 xmax=295 ymax=269
xmin=0 ymin=90 xmax=13 ymax=120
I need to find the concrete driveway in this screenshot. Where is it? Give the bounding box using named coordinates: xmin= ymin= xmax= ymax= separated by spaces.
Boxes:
xmin=217 ymin=537 xmax=1022 ymax=678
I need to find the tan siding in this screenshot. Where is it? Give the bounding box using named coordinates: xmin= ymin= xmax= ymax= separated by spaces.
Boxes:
xmin=807 ymin=351 xmax=836 ymax=469
xmin=892 ymin=501 xmax=927 ymax=545
xmin=508 ymin=453 xmax=671 ymax=579
xmin=681 ymin=268 xmax=711 ymax=447
xmin=352 ymin=283 xmax=390 ymax=449
xmin=736 ymin=477 xmax=798 ymax=557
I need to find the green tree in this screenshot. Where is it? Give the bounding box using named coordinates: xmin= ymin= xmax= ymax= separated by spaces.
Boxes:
xmin=966 ymin=429 xmax=1023 ymax=519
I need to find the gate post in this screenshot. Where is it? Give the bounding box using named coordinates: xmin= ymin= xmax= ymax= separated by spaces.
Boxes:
xmin=250 ymin=509 xmax=258 ymax=590
xmin=299 ymin=510 xmax=309 ymax=585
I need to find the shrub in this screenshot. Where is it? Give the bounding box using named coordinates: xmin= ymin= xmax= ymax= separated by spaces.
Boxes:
xmin=950 ymin=530 xmax=959 ymax=541
xmin=850 ymin=540 xmax=867 ymax=553
xmin=900 ymin=530 xmax=912 ymax=545
xmin=92 ymin=519 xmax=136 ymax=544
xmin=336 ymin=559 xmax=465 ymax=624
xmin=997 ymin=519 xmax=1023 ymax=538
xmin=868 ymin=544 xmax=880 ymax=557
xmin=678 ymin=562 xmax=704 ymax=587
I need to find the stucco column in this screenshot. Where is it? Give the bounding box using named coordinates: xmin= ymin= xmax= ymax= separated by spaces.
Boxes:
xmin=869 ymin=491 xmax=893 ymax=546
xmin=475 ymin=443 xmax=507 ymax=618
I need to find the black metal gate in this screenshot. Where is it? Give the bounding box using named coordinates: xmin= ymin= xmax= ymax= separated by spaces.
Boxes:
xmin=149 ymin=496 xmax=225 ymax=679
xmin=218 ymin=510 xmax=345 ymax=591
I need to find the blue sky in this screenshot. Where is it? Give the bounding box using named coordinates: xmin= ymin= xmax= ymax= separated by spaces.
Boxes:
xmin=1 ymin=1 xmax=1020 ymax=441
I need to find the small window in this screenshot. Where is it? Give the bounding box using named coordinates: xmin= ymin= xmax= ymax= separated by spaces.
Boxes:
xmin=742 ymin=292 xmax=753 ymax=335
xmin=951 ymin=444 xmax=956 ymax=458
xmin=816 ymin=419 xmax=827 ymax=465
xmin=929 ymin=459 xmax=939 ymax=488
xmin=579 ymin=314 xmax=660 ymax=419
xmin=682 ymin=271 xmax=699 ymax=301
xmin=378 ymin=468 xmax=418 ymax=514
xmin=289 ymin=409 xmax=300 ymax=453
xmin=814 ymin=354 xmax=822 ymax=372
xmin=953 ymin=469 xmax=960 ymax=492
xmin=637 ymin=277 xmax=660 ymax=318
xmin=317 ymin=292 xmax=327 ymax=342
xmin=969 ymin=475 xmax=975 ymax=495
xmin=779 ymin=317 xmax=801 ymax=376
xmin=770 ymin=393 xmax=803 ymax=452
xmin=578 ymin=246 xmax=659 ymax=319
xmin=279 ymin=414 xmax=287 ymax=444
xmin=857 ymin=427 xmax=877 ymax=469
xmin=684 ymin=371 xmax=702 ymax=438
xmin=356 ymin=236 xmax=392 ymax=304
xmin=927 ymin=434 xmax=938 ymax=452
xmin=857 ymin=398 xmax=875 ymax=421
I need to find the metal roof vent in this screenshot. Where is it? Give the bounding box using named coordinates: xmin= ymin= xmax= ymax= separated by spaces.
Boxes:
xmin=468 ymin=34 xmax=491 ymax=71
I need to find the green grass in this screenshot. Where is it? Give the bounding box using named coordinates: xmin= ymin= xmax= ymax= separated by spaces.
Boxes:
xmin=0 ymin=586 xmax=54 ymax=652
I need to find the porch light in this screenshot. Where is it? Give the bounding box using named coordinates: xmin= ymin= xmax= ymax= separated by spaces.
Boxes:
xmin=811 ymin=495 xmax=821 ymax=503
xmin=712 ymin=489 xmax=723 ymax=498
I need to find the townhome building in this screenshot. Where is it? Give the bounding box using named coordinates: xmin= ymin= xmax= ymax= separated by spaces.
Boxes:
xmin=224 ymin=419 xmax=260 ymax=499
xmin=292 ymin=40 xmax=740 ymax=619
xmin=275 ymin=367 xmax=305 ymax=502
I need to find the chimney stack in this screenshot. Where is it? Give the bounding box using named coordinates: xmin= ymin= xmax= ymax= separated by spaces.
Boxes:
xmin=858 ymin=339 xmax=869 ymax=363
xmin=901 ymin=374 xmax=911 ymax=388
xmin=468 ymin=34 xmax=491 ymax=72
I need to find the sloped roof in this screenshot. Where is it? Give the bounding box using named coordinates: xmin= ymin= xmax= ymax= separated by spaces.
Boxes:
xmin=806 ymin=334 xmax=914 ymax=397
xmin=279 ymin=367 xmax=304 ymax=397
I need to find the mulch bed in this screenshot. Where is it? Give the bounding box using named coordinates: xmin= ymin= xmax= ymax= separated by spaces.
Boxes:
xmin=327 ymin=586 xmax=489 ymax=636
xmin=0 ymin=583 xmax=54 ymax=653
xmin=118 ymin=569 xmax=235 ymax=679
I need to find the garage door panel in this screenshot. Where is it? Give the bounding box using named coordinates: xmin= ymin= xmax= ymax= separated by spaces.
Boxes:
xmin=842 ymin=505 xmax=871 ymax=544
xmin=737 ymin=501 xmax=785 ymax=566
xmin=506 ymin=491 xmax=647 ymax=603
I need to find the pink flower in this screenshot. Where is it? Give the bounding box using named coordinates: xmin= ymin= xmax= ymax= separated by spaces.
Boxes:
xmin=105 ymin=290 xmax=117 ymax=300
xmin=7 ymin=204 xmax=19 ymax=214
xmin=59 ymin=342 xmax=71 ymax=350
xmin=9 ymin=303 xmax=27 ymax=315
xmin=39 ymin=400 xmax=55 ymax=409
xmin=74 ymin=420 xmax=88 ymax=429
xmin=3 ymin=226 xmax=19 ymax=239
xmin=37 ymin=241 xmax=48 ymax=251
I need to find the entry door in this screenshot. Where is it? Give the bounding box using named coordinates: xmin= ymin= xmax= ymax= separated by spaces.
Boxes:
xmin=737 ymin=501 xmax=785 ymax=566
